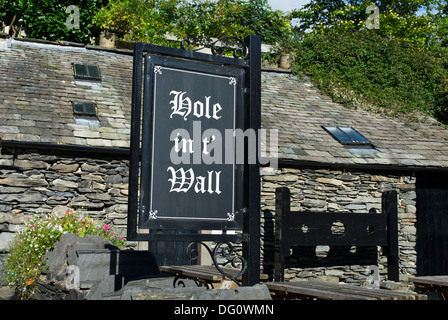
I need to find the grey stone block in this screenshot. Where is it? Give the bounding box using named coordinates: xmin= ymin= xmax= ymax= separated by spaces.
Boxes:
xmin=72 ymin=249 xmax=161 ymax=284
xmin=127 ymin=283 xmax=273 ymax=301
xmin=85 ymin=275 xmax=124 ymax=300
xmin=86 ymin=275 xmax=205 ymax=300
xmin=44 ymin=233 xmax=161 ymax=298
xmin=198 ymin=284 xmax=272 ymax=300
xmin=0 ymin=286 xmax=16 ymax=300
xmin=0 ymin=232 xmax=15 ymax=251
xmin=131 ymin=287 xmax=208 ymax=300
xmin=44 ymin=233 xmax=119 ymax=282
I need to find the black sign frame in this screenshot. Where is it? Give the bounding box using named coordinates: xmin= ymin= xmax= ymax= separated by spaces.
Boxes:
xmin=127 ymin=36 xmax=261 ymax=285
xmin=139 ymin=54 xmax=245 ymax=230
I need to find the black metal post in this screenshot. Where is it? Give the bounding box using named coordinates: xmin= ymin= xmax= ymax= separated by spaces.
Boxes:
xmin=242 ymin=34 xmax=261 ymax=286
xmin=128 ymin=38 xmax=262 ymax=282
xmin=127 ymin=43 xmax=143 ymax=240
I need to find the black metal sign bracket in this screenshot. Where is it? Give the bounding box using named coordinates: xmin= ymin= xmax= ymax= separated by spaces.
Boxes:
xmin=127 ymin=35 xmax=261 ymax=286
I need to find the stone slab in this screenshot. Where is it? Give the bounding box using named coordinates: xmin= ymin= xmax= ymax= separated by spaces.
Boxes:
xmin=0 ymin=286 xmax=16 ymax=300
xmin=130 ymin=283 xmax=273 ymax=300
xmin=72 ymin=249 xmax=161 ymax=284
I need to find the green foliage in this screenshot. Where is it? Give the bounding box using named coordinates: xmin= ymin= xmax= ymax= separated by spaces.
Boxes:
xmin=93 ymin=0 xmax=291 ymax=47
xmin=228 ymin=0 xmax=291 ymax=45
xmin=291 ymin=29 xmax=448 ymax=123
xmin=1 ymin=0 xmax=290 ymax=47
xmin=432 ymin=1 xmax=448 ymax=47
xmin=93 ymin=0 xmax=179 ymax=45
xmin=434 ymin=91 xmax=448 ymax=122
xmin=0 ymin=0 xmax=106 ymax=43
xmin=289 ymin=0 xmax=448 ymax=123
xmin=1 ymin=208 xmax=124 ymax=300
xmin=291 ymin=0 xmax=437 ymax=46
xmin=173 ymin=0 xmax=252 ymax=41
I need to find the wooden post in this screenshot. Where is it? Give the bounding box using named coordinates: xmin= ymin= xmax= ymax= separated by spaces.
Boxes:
xmin=383 ymin=190 xmax=399 ymax=281
xmin=274 ymin=187 xmax=290 ymax=282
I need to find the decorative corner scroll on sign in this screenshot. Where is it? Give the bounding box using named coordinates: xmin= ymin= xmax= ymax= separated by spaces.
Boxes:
xmin=149 ymin=210 xmax=158 ymax=220
xmin=154 ymin=66 xmax=163 ymax=75
xmin=227 ymin=207 xmax=246 ymax=222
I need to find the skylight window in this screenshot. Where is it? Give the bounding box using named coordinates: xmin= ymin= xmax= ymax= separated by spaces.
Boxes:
xmin=72 ymin=101 xmax=97 ymax=117
xmin=73 ymin=63 xmax=101 ymax=81
xmin=323 ymin=126 xmax=371 ymax=146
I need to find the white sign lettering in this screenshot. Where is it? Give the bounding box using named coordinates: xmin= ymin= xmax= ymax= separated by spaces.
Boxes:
xmin=169 ymin=90 xmax=222 ymax=121
xmin=167 ymin=166 xmax=221 ymax=195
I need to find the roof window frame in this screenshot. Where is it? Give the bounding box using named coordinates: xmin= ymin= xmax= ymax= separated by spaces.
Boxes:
xmin=323 ymin=126 xmax=372 ymax=146
xmin=72 ymin=101 xmax=98 ymax=117
xmin=72 ymin=63 xmax=102 ymax=81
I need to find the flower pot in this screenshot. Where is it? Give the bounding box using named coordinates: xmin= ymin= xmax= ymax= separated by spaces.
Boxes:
xmin=279 ymin=53 xmax=291 ymax=69
xmin=99 ymin=31 xmax=116 ymax=48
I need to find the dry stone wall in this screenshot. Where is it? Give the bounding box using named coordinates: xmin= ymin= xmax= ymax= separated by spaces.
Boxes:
xmin=260 ymin=167 xmax=417 ymax=285
xmin=0 ymin=147 xmax=419 ymax=287
xmin=0 ymin=148 xmax=129 ymax=250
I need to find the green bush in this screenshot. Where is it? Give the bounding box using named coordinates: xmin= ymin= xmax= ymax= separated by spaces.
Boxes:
xmin=0 ymin=0 xmax=106 ymax=43
xmin=434 ymin=91 xmax=448 ymax=123
xmin=1 ymin=0 xmax=291 ymax=48
xmin=93 ymin=0 xmax=291 ymax=47
xmin=292 ymin=29 xmax=448 ymax=123
xmin=1 ymin=207 xmax=124 ymax=300
xmin=93 ymin=0 xmax=178 ymax=46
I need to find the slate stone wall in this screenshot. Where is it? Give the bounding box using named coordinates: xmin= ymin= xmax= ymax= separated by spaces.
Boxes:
xmin=0 ymin=147 xmax=129 ymax=250
xmin=260 ymin=167 xmax=417 ymax=285
xmin=0 ymin=147 xmax=418 ymax=286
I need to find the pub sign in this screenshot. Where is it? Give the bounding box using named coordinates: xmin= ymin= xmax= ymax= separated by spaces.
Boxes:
xmin=138 ymin=54 xmax=245 ymax=230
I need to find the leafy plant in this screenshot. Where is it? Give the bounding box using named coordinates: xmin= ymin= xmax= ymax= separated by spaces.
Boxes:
xmin=1 ymin=0 xmax=292 ymax=49
xmin=434 ymin=91 xmax=448 ymax=123
xmin=173 ymin=0 xmax=251 ymax=42
xmin=291 ymin=28 xmax=448 ymax=123
xmin=94 ymin=0 xmax=184 ymax=46
xmin=0 ymin=0 xmax=106 ymax=43
xmin=92 ymin=0 xmax=291 ymax=47
xmin=291 ymin=0 xmax=437 ymax=46
xmin=1 ymin=207 xmax=125 ymax=300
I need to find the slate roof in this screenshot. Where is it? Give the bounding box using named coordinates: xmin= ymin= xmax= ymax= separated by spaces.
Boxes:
xmin=1 ymin=37 xmax=448 ymax=169
xmin=261 ymin=72 xmax=448 ymax=168
xmin=0 ymin=37 xmax=133 ymax=148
